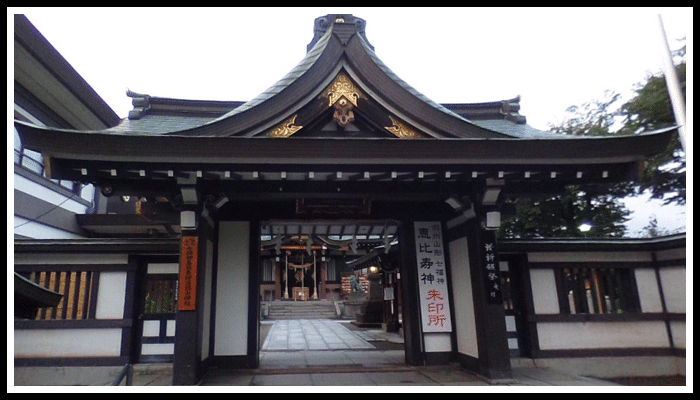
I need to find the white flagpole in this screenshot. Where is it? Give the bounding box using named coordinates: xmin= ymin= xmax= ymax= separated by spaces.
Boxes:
xmin=657 ymin=14 xmax=687 ymax=152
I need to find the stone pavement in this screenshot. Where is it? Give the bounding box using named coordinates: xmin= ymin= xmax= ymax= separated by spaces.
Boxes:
xmin=197 ymin=319 xmax=621 ymax=387
xmin=123 ymin=319 xmax=622 ymax=387
xmin=261 ymin=319 xmax=376 ymax=351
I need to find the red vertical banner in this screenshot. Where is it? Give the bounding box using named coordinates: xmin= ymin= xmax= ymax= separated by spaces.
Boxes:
xmin=178 ymin=236 xmax=198 ymax=311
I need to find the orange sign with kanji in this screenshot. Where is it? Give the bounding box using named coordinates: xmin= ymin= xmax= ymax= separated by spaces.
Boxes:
xmin=178 ymin=236 xmax=198 ymax=311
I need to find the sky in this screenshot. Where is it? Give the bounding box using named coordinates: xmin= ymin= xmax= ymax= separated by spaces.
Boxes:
xmin=11 ymin=7 xmax=690 ymax=236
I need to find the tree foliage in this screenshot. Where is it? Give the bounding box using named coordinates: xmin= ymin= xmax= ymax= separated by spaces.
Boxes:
xmin=500 ymin=42 xmax=685 ymax=239
xmin=499 ymin=186 xmax=630 ymax=239
xmin=619 ymin=59 xmax=686 ymax=206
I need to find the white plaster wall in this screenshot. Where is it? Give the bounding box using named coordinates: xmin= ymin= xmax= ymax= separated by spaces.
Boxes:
xmin=215 ymin=221 xmax=250 ymax=356
xmin=529 ymin=269 xmax=559 ymax=314
xmin=141 ymin=343 xmax=175 ymax=355
xmin=634 ymin=268 xmax=663 ymax=313
xmin=147 ymin=263 xmax=178 ymax=274
xmin=659 ymin=267 xmax=686 ymax=313
xmin=537 ymin=321 xmax=669 ymax=350
xmin=95 ymin=271 xmax=127 ymax=319
xmin=14 ymin=329 xmax=122 ymax=357
xmin=448 ymin=237 xmax=478 ymax=358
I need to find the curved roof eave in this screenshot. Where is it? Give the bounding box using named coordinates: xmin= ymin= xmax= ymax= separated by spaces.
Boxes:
xmin=14 ymin=118 xmax=677 ymax=167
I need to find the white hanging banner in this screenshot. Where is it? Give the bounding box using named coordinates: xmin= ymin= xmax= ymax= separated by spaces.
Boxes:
xmin=414 ymin=221 xmax=452 ymax=332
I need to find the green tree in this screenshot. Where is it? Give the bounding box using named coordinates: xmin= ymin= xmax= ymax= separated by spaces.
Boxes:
xmin=548 ymin=90 xmax=623 ymax=137
xmin=619 ymin=57 xmax=686 ymax=206
xmin=499 ymin=185 xmax=629 ymax=239
xmin=500 ymin=42 xmax=685 ymax=239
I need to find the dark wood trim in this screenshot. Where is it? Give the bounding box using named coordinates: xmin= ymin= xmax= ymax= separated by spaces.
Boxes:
xmin=532 ymin=347 xmax=685 ymax=359
xmin=398 ymin=218 xmax=424 ymax=366
xmin=138 ymin=354 xmax=174 ymax=363
xmin=466 ymin=219 xmax=512 ymax=379
xmin=424 ymin=352 xmax=452 ymax=366
xmin=207 ymin=355 xmax=255 ymax=369
xmin=500 ymin=234 xmax=686 ymax=253
xmin=528 ymin=261 xmax=656 ymax=269
xmin=120 ymin=257 xmax=137 ymax=360
xmin=88 ymin=271 xmax=100 ymax=319
xmin=14 ymin=319 xmax=133 ymax=329
xmin=526 ymin=312 xmax=685 ymax=323
xmin=141 ymin=336 xmax=176 ymax=344
xmin=172 ymin=228 xmax=201 ymax=385
xmin=14 ymin=263 xmax=136 ymax=272
xmin=247 ymin=220 xmax=261 ymax=368
xmin=14 ymin=238 xmax=180 ymax=254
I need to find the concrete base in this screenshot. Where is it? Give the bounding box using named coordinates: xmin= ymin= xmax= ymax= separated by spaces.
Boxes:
xmin=512 ymin=356 xmax=686 ymax=378
xmin=13 ymin=364 xmax=173 ymax=386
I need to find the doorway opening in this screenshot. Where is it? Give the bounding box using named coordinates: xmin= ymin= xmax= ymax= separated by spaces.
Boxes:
xmin=257 ymin=219 xmax=407 ymax=370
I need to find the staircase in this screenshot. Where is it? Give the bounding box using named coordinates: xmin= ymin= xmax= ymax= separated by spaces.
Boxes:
xmin=264 ymin=300 xmax=338 ymax=320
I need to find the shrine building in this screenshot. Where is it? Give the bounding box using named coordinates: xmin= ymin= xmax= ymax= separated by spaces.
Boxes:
xmin=14 ymin=14 xmax=685 ymax=385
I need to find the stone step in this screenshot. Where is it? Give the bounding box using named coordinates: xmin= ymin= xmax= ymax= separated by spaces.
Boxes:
xmin=264 ymin=301 xmax=338 ymax=320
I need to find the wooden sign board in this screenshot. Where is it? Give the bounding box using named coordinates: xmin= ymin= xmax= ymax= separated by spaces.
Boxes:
xmin=178 ymin=236 xmax=198 ymax=311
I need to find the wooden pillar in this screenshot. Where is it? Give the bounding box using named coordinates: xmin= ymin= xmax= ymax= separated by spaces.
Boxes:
xmin=469 ymin=220 xmax=511 ymax=380
xmin=274 ymin=258 xmax=282 ymax=300
xmin=319 ymin=260 xmax=327 ymax=300
xmin=398 ymin=219 xmax=425 ymax=366
xmin=446 ymin=182 xmax=511 ymax=381
xmin=172 ymin=206 xmax=213 ymax=385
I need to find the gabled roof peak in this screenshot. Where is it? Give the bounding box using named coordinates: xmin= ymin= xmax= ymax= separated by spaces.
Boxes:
xmin=307 ymin=14 xmax=373 ymax=52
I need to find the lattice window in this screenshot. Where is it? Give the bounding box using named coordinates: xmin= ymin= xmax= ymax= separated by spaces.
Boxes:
xmin=559 ymin=267 xmax=639 ymax=315
xmin=24 ymin=270 xmax=97 ymax=320
xmin=143 ymin=277 xmax=177 ymax=315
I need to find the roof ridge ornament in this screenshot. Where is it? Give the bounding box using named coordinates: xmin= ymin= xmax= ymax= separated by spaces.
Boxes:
xmin=307 ymin=14 xmax=373 ymax=53
xmin=325 ymin=72 xmax=364 ymax=108
xmin=325 ymin=72 xmax=365 ymax=128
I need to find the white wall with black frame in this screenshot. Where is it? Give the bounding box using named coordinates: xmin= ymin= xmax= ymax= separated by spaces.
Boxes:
xmin=500 ymin=235 xmax=686 ymax=378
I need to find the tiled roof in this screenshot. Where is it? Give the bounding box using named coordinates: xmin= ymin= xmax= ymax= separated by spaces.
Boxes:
xmin=200 ymin=27 xmax=334 ymax=125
